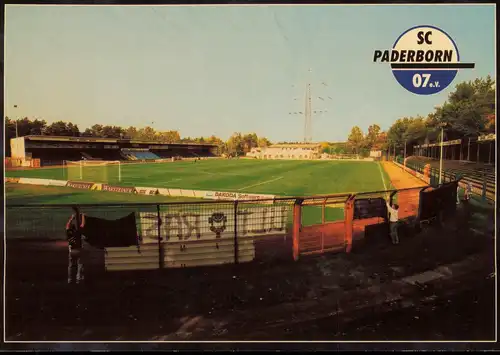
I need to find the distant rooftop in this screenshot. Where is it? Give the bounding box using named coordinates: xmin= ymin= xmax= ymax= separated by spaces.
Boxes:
xmin=270 ymin=143 xmax=321 ymax=148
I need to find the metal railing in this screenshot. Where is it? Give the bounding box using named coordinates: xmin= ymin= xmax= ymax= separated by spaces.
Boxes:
xmin=395 ymin=156 xmax=494 ymax=202
xmin=6 ymin=198 xmax=296 ymax=270
xmin=6 ymin=180 xmax=465 ymax=272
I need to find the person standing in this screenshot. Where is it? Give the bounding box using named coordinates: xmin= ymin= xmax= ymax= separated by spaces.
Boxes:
xmin=464 ymin=182 xmax=472 ymax=202
xmin=456 ymin=184 xmax=461 ymax=205
xmin=386 ymin=200 xmax=400 ymax=245
xmin=65 ymin=206 xmax=86 ymax=284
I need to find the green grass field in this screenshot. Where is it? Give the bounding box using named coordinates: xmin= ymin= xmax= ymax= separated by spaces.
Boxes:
xmin=6 ymin=159 xmax=392 ymax=198
xmin=6 ymin=159 xmax=394 ymax=235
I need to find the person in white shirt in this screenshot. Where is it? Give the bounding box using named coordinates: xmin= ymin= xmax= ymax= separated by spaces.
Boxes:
xmin=386 ymin=200 xmax=399 ymax=244
xmin=456 ymin=184 xmax=461 ymax=205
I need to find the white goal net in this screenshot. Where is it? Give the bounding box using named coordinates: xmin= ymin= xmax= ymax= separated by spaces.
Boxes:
xmin=63 ymin=160 xmax=122 ymax=183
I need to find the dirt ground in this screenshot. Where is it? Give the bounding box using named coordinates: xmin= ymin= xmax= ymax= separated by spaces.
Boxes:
xmin=4 ymin=201 xmax=495 ymax=344
xmin=381 ymin=162 xmax=428 ymax=219
xmin=2 ymin=162 xmax=496 ymax=347
xmin=381 ymin=161 xmax=428 ymax=189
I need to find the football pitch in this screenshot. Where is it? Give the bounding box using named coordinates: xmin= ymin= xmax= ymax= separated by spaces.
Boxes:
xmin=6 ymin=159 xmax=393 ymax=234
xmin=6 ymin=159 xmax=392 ymax=202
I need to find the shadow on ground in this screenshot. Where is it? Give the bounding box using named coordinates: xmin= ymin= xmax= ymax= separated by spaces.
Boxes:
xmin=3 ymin=201 xmax=495 ymax=343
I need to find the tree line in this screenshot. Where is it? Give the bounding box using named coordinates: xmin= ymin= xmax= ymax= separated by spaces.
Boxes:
xmin=4 ymin=118 xmax=273 ymax=157
xmin=6 ymin=75 xmax=494 ymax=159
xmin=346 ymin=75 xmax=495 ymax=157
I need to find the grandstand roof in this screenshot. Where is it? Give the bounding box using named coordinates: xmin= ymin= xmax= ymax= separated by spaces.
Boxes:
xmin=18 ymin=135 xmax=218 ymax=147
xmin=413 ymin=133 xmax=496 ymax=148
xmin=415 ymin=139 xmax=462 ymax=148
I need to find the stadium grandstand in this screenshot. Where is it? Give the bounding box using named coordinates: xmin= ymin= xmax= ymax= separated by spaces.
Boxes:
xmin=405 ymin=133 xmax=496 ymax=202
xmin=7 ymin=135 xmax=218 ymax=167
xmin=246 ymin=143 xmax=321 ymax=160
xmin=412 ymin=133 xmax=495 ymax=166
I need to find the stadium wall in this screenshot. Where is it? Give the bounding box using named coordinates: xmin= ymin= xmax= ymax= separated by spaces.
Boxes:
xmin=10 ymin=137 xmax=26 ymax=159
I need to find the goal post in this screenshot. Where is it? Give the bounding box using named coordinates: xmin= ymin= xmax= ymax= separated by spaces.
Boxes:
xmin=63 ymin=160 xmax=122 ymax=183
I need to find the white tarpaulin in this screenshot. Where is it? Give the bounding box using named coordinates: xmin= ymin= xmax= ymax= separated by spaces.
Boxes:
xmin=138 ymin=205 xmax=288 ymax=244
xmin=137 ymin=205 xmax=289 ymax=268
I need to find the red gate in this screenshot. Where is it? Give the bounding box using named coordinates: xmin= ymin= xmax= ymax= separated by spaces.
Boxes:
xmin=292 ymin=195 xmax=354 ymax=259
xmin=299 ymin=221 xmax=346 ymax=256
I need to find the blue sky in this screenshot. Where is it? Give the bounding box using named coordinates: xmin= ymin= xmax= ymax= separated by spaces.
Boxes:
xmin=4 ymin=4 xmax=495 ymax=142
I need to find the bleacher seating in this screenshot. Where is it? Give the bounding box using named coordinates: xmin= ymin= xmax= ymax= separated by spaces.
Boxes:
xmin=88 ymin=149 xmax=123 ymax=161
xmin=151 ymin=148 xmax=215 ymax=159
xmin=120 ymin=149 xmax=160 ymax=161
xmin=406 ymin=156 xmax=495 ymax=200
xmin=28 ymin=148 xmax=126 ymax=166
xmin=153 ymin=150 xmax=174 ymax=159
xmin=121 ymin=152 xmax=136 ymax=161
xmin=129 ymin=151 xmax=160 ymax=160
xmin=409 ymin=156 xmax=494 ymax=177
xmin=19 ymin=135 xmax=218 ymax=166
xmin=81 ymin=152 xmax=103 ymax=160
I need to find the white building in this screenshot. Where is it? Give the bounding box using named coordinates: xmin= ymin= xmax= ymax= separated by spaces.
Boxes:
xmin=247 ymin=143 xmax=321 ymax=160
xmin=370 ymin=150 xmax=382 ymax=158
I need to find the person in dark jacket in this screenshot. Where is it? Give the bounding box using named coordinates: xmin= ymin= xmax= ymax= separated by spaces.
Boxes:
xmin=65 ymin=207 xmax=86 ymax=284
